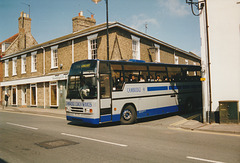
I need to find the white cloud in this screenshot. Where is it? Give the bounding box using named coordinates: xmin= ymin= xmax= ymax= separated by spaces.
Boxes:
xmin=158 ymin=0 xmax=189 ymax=17
xmin=128 ymin=14 xmax=159 ymax=32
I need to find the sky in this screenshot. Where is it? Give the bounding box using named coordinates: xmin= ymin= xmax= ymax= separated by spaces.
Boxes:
xmin=0 ymin=0 xmax=201 ymax=56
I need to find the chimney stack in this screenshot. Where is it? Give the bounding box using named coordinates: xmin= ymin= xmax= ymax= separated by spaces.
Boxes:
xmin=72 ymin=11 xmax=96 ymax=33
xmin=18 ymin=11 xmax=32 ymax=50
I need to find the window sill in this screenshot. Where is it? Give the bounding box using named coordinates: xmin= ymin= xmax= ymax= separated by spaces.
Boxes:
xmin=51 ymin=67 xmax=58 ymax=70
xmin=50 ymin=105 xmax=58 ymax=108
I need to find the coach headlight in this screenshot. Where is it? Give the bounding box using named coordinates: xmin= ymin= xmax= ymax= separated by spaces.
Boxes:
xmin=85 ymin=108 xmax=93 ymax=113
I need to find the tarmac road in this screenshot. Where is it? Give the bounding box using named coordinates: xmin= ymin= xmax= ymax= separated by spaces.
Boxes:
xmin=0 ymin=110 xmax=239 ymax=163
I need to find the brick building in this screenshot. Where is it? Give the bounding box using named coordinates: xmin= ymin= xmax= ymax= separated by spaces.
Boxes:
xmin=0 ymin=12 xmax=200 ymax=109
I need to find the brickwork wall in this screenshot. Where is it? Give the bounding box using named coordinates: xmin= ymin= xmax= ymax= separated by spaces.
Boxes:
xmin=3 ymin=50 xmax=43 ymax=82
xmin=74 ymin=37 xmax=88 ymax=62
xmin=37 ymin=83 xmax=44 ymax=107
xmin=160 ymin=46 xmax=174 ymax=64
xmin=175 ymin=51 xmax=200 ymax=65
xmin=45 ymin=82 xmax=49 ymax=107
xmin=26 ymin=84 xmax=30 ymax=106
xmin=56 ymin=40 xmax=72 ymax=72
xmin=97 ymin=30 xmax=116 ymax=60
xmin=5 ymin=38 xmax=19 ymax=55
xmin=115 ymin=28 xmax=133 ymax=60
xmin=45 ymin=41 xmax=73 ymax=75
xmin=140 ymin=36 xmax=153 ymax=62
xmin=17 ymin=85 xmax=21 ymax=106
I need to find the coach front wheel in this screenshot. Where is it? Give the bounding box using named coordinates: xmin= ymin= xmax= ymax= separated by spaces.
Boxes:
xmin=120 ymin=105 xmax=136 ymax=125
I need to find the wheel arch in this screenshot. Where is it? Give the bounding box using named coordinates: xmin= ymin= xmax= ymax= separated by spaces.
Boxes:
xmin=121 ymin=103 xmax=137 ymax=115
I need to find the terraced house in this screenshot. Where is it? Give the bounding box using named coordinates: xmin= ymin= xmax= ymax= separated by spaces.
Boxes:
xmin=0 ymin=11 xmax=200 ymax=109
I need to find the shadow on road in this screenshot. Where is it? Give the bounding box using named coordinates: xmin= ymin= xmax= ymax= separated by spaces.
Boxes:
xmin=67 ymin=110 xmax=202 ymax=128
xmin=0 ymin=158 xmax=8 ymax=163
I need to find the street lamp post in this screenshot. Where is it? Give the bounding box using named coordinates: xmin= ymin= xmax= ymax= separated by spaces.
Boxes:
xmin=92 ymin=0 xmax=109 ymax=61
xmin=186 ymin=0 xmax=211 ymax=123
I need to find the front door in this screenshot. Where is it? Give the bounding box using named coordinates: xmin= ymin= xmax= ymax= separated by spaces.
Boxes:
xmin=12 ymin=86 xmax=17 ymax=105
xmin=99 ymin=63 xmax=112 ymax=123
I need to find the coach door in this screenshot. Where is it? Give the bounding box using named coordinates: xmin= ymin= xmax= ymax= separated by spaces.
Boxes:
xmin=99 ymin=62 xmax=112 ymax=123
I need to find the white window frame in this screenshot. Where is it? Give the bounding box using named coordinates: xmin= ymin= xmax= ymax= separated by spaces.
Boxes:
xmin=154 ymin=44 xmax=160 ymax=63
xmin=30 ymin=84 xmax=37 ymax=106
xmin=174 ymin=56 xmax=179 ymax=64
xmin=51 ymin=45 xmax=58 ymax=69
xmin=87 ymin=34 xmax=98 ymax=59
xmin=49 ymin=81 xmax=58 ymax=107
xmin=12 ymin=57 xmax=17 ymax=76
xmin=131 ymin=35 xmax=140 ymax=60
xmin=31 ymin=51 xmax=37 ymax=72
xmin=185 ymin=59 xmax=189 ymax=65
xmin=5 ymin=60 xmax=9 ymax=77
xmin=21 ymin=55 xmax=27 ymax=74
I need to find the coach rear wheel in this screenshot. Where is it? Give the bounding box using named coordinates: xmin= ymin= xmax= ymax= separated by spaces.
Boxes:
xmin=120 ymin=105 xmax=136 ymax=124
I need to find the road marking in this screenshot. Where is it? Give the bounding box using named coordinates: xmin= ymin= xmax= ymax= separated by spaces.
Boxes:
xmin=6 ymin=122 xmax=38 ymax=130
xmin=186 ymin=156 xmax=225 ymax=163
xmin=61 ymin=133 xmax=128 ymax=147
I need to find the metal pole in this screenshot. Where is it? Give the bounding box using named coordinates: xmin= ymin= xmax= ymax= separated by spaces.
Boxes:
xmin=204 ymin=0 xmax=212 ymax=123
xmin=106 ymin=0 xmax=109 ymax=60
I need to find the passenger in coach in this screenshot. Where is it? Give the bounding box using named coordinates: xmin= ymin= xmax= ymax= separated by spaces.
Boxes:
xmin=139 ymin=75 xmax=145 ymax=82
xmin=116 ymin=76 xmax=124 ymax=90
xmin=129 ymin=74 xmax=137 ymax=82
xmin=155 ymin=75 xmax=162 ymax=82
xmin=148 ymin=75 xmax=155 ymax=82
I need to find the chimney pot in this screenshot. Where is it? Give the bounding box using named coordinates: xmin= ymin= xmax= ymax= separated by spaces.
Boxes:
xmin=79 ymin=11 xmax=83 ymax=17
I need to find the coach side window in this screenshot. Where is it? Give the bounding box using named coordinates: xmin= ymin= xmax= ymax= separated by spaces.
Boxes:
xmin=167 ymin=67 xmax=182 ymax=81
xmin=149 ymin=66 xmax=167 ymax=82
xmin=182 ymin=67 xmax=201 ymax=81
xmin=111 ymin=64 xmax=124 ymax=91
xmin=100 ymin=62 xmax=111 ymax=98
xmin=124 ymin=64 xmax=147 ymax=83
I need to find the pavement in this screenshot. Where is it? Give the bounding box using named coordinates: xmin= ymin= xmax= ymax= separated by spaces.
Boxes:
xmin=1 ymin=105 xmax=239 ymax=135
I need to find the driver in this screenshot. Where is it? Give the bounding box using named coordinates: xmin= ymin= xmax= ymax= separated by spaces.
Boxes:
xmin=80 ymin=80 xmax=90 ymax=97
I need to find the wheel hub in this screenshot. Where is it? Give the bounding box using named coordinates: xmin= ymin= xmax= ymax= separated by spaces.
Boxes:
xmin=122 ymin=110 xmax=132 ymax=121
